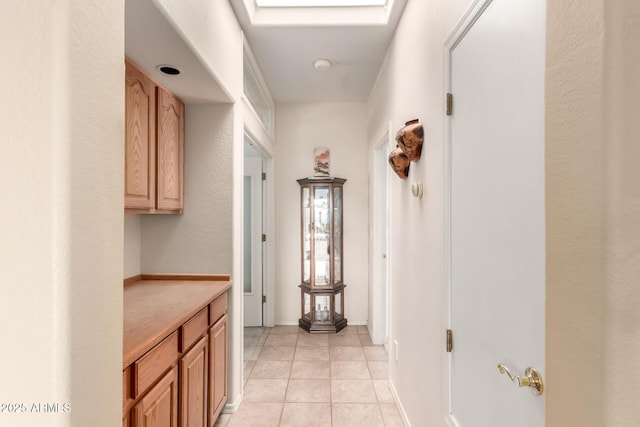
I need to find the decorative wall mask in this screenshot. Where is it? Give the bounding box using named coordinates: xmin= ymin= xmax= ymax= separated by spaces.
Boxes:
xmin=388 ymin=148 xmax=410 ymax=179
xmin=395 ymin=119 xmax=424 ymax=161
xmin=314 ymin=147 xmax=330 ymax=176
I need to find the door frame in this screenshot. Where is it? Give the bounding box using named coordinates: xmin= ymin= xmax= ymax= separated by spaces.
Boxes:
xmin=370 ymin=124 xmax=394 ymax=346
xmin=243 ymin=128 xmax=275 ymax=328
xmin=443 ymin=1 xmax=494 ymax=425
xmin=443 ymin=0 xmax=546 ymax=425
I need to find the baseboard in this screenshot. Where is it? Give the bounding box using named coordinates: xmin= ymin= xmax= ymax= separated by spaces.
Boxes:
xmin=388 ymin=378 xmax=411 ymax=427
xmin=445 ymin=414 xmax=461 ymax=427
xmin=275 ymin=320 xmax=298 ymax=326
xmin=221 ymin=392 xmax=242 ymax=414
xmin=346 ymin=320 xmax=367 ymax=326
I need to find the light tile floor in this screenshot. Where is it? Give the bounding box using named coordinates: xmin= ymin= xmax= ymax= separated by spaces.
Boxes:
xmin=214 ymin=325 xmax=405 ymax=427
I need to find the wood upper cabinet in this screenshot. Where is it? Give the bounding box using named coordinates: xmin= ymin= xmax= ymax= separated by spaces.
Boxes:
xmin=180 ymin=336 xmax=208 ymax=427
xmin=134 ymin=366 xmax=178 ymax=427
xmin=125 ymin=59 xmax=156 ymax=210
xmin=208 ymin=314 xmax=228 ymax=424
xmin=156 ymin=87 xmax=184 ymax=211
xmin=124 ymin=58 xmax=184 ymax=213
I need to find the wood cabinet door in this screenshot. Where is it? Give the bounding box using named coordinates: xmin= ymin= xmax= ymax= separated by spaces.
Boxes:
xmin=134 ymin=366 xmax=178 ymax=427
xmin=180 ymin=335 xmax=208 ymax=427
xmin=208 ymin=315 xmax=227 ymax=424
xmin=125 ymin=59 xmax=156 ymax=210
xmin=156 ymin=87 xmax=184 ymax=211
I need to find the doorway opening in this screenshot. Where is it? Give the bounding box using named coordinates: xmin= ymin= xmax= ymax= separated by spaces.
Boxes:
xmin=370 ymin=128 xmax=392 ymax=346
xmin=243 ymin=139 xmax=265 ymax=327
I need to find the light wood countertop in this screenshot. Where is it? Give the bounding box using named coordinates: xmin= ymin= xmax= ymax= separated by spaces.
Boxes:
xmin=123 ymin=275 xmax=232 ymax=368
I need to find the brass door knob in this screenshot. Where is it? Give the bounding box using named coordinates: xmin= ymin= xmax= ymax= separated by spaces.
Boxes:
xmin=497 ymin=364 xmax=544 ymax=395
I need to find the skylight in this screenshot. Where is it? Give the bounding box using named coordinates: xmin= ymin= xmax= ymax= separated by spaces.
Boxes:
xmin=255 ymin=0 xmax=387 ymax=7
xmin=241 ymin=0 xmax=397 ymax=26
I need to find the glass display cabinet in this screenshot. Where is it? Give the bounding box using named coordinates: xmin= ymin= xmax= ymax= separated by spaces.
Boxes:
xmin=297 ymin=177 xmax=347 ymax=333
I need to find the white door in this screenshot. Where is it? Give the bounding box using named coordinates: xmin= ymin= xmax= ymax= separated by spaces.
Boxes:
xmin=244 ymin=155 xmax=264 ymax=327
xmin=446 ymin=0 xmax=545 ymax=426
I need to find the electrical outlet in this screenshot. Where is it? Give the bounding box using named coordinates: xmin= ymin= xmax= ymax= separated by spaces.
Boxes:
xmin=394 ymin=339 xmax=399 ymax=362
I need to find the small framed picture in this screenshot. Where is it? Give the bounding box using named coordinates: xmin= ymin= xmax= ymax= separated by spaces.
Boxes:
xmin=314 ymin=147 xmax=330 ymax=176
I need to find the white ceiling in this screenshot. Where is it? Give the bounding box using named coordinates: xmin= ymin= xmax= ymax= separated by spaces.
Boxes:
xmin=229 ymin=0 xmax=407 ymax=103
xmin=125 ymin=0 xmax=232 ymax=104
xmin=125 ymin=0 xmax=406 ymax=104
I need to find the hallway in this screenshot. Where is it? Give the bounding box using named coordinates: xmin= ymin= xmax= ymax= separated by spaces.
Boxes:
xmin=214 ymin=326 xmax=404 ymax=426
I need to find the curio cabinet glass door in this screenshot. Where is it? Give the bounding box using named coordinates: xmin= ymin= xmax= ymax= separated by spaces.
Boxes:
xmin=298 ymin=177 xmax=347 ymax=333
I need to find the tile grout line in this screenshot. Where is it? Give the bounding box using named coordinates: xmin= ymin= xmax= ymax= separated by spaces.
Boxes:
xmin=236 ymin=326 xmax=398 ymax=427
xmin=328 ymin=331 xmax=336 ymax=420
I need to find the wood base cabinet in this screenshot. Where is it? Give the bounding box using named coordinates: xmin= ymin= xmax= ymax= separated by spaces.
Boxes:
xmin=134 ymin=366 xmax=179 ymax=427
xmin=208 ymin=314 xmax=227 ymax=424
xmin=180 ymin=336 xmax=208 ymax=427
xmin=123 ymin=281 xmax=229 ymax=427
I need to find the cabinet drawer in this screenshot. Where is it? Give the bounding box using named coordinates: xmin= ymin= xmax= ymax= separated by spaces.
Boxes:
xmin=133 ymin=331 xmax=178 ymax=398
xmin=209 ymin=294 xmax=227 ymax=325
xmin=180 ymin=307 xmax=208 ymax=352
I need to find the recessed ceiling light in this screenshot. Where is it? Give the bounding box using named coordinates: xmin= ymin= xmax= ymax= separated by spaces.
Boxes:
xmin=313 ymin=59 xmax=332 ymax=71
xmin=156 ymin=65 xmax=181 ymax=76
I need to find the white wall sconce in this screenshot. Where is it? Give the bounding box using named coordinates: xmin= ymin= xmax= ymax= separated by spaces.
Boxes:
xmin=411 ymin=182 xmax=423 ymax=198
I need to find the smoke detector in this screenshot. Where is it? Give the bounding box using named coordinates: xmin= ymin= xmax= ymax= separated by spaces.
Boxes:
xmin=313 ymin=59 xmax=332 ymax=71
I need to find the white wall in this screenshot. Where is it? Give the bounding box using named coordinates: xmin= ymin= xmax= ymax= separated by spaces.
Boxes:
xmin=124 ymin=214 xmax=142 ymax=278
xmin=545 ymin=0 xmax=606 ymax=424
xmin=138 ymin=102 xmax=244 ymax=410
xmin=275 ymin=103 xmax=369 ymax=325
xmin=141 ymin=104 xmax=234 ymax=274
xmin=602 ymin=1 xmax=640 ymax=423
xmin=0 ymin=1 xmax=123 ymax=426
xmin=547 ymin=0 xmax=640 ymax=425
xmin=370 ymin=0 xmax=640 ymax=425
xmin=367 ymin=0 xmax=472 ymax=424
